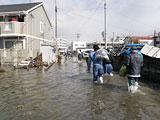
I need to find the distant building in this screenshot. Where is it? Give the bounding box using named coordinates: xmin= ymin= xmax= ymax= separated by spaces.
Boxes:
xmin=114 ymin=36 xmax=125 ymax=43
xmin=71 ymin=41 xmax=86 ymax=52
xmin=87 ymin=41 xmax=105 ymax=49
xmin=87 ymin=41 xmax=124 ymax=50
xmin=124 ymin=36 xmax=154 ymax=46
xmin=0 ymin=2 xmax=56 ymax=63
xmin=57 ymin=38 xmax=67 ymax=54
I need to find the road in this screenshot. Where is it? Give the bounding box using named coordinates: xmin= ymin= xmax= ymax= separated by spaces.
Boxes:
xmin=0 ymin=57 xmax=160 ymax=120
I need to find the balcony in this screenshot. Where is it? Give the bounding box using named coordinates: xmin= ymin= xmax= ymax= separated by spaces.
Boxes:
xmin=0 ymin=22 xmax=26 ymax=36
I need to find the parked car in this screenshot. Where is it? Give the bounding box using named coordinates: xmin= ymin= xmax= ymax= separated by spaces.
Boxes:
xmin=83 ymin=50 xmax=92 ymax=58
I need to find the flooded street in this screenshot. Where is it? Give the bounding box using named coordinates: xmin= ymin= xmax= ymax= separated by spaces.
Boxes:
xmin=0 ymin=57 xmax=160 ymax=120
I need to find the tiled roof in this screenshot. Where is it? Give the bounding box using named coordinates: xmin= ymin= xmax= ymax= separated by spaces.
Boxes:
xmin=0 ymin=2 xmax=42 ymax=12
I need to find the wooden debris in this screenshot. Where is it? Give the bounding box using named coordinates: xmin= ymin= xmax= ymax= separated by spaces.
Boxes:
xmin=0 ymin=68 xmax=5 ymax=72
xmin=16 ymin=53 xmax=52 ymax=69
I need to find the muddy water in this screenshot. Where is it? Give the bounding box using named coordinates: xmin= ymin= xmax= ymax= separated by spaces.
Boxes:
xmin=0 ymin=57 xmax=160 ymax=120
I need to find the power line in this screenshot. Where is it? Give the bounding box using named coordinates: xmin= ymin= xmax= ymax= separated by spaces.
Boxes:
xmin=77 ymin=0 xmax=104 ymax=33
xmin=58 ymin=8 xmax=103 ymax=12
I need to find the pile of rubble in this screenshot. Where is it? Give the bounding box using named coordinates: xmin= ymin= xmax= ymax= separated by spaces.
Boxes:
xmin=0 ymin=68 xmax=5 ymax=72
xmin=17 ymin=54 xmax=49 ymax=69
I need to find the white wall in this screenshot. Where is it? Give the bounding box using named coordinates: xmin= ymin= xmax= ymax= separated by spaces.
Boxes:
xmin=41 ymin=45 xmax=56 ymax=63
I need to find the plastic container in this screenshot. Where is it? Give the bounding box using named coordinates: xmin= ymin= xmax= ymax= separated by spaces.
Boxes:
xmin=12 ymin=18 xmax=17 ymax=21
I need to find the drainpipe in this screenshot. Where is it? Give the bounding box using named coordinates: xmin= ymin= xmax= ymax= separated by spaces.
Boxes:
xmin=0 ymin=26 xmax=2 ymax=67
xmin=26 ymin=14 xmax=29 ymax=59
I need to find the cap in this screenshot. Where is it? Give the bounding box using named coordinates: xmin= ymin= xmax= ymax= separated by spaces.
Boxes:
xmin=131 ymin=46 xmax=137 ymax=50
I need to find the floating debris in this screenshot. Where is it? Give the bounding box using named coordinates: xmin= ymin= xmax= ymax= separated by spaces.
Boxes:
xmin=18 ymin=61 xmax=30 ymax=69
xmin=16 ymin=54 xmax=53 ymax=69
xmin=0 ymin=68 xmax=5 ymax=72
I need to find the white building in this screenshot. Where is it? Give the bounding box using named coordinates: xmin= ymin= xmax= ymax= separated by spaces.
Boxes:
xmin=114 ymin=36 xmax=125 ymax=43
xmin=71 ymin=41 xmax=86 ymax=52
xmin=57 ymin=38 xmax=67 ymax=53
xmin=124 ymin=36 xmax=154 ymax=46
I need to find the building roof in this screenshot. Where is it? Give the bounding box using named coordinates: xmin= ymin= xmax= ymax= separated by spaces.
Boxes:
xmin=0 ymin=2 xmax=42 ymax=12
xmin=127 ymin=36 xmax=153 ymax=39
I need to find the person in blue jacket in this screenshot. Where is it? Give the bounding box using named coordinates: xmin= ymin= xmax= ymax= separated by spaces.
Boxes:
xmin=88 ymin=45 xmax=103 ymax=83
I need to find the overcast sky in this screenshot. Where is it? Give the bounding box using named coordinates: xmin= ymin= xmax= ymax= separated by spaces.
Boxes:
xmin=1 ymin=0 xmax=160 ymax=44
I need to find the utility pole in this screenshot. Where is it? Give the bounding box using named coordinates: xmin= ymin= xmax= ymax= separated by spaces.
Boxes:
xmin=55 ymin=0 xmax=59 ymax=56
xmin=55 ymin=0 xmax=61 ymax=63
xmin=104 ymin=1 xmax=107 ymax=49
xmin=77 ymin=33 xmax=80 ymax=41
xmin=112 ymin=32 xmax=114 ymax=48
xmin=55 ymin=0 xmax=58 ymax=40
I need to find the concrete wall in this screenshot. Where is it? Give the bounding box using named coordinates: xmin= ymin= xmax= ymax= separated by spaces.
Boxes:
xmin=0 ymin=22 xmax=26 ymax=34
xmin=112 ymin=56 xmax=123 ymax=71
xmin=141 ymin=55 xmax=160 ymax=83
xmin=0 ymin=49 xmax=27 ymax=63
xmin=41 ymin=45 xmax=56 ymax=63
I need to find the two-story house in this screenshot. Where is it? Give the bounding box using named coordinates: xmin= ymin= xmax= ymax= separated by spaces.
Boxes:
xmin=0 ymin=2 xmax=56 ymax=63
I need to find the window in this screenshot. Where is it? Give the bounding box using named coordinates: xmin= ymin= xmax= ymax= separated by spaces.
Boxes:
xmin=0 ymin=39 xmax=3 ymax=49
xmin=0 ymin=16 xmax=3 ymax=22
xmin=80 ymin=44 xmax=84 ymax=47
xmin=5 ymin=41 xmax=14 ymax=49
xmin=18 ymin=15 xmax=24 ymax=22
xmin=4 ymin=23 xmax=12 ymax=31
xmin=7 ymin=16 xmax=17 ymax=22
xmin=15 ymin=41 xmax=23 ymax=49
xmin=40 ymin=22 xmax=44 ymax=33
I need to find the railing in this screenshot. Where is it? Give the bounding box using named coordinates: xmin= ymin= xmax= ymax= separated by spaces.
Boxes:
xmin=0 ymin=22 xmax=26 ymax=35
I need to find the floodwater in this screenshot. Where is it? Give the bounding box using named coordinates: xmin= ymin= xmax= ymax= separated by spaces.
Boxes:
xmin=0 ymin=57 xmax=160 ymax=120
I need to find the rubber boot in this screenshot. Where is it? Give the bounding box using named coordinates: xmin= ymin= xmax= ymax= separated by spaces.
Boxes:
xmin=135 ymin=82 xmax=139 ymax=87
xmin=127 ymin=83 xmax=130 ymax=92
xmin=99 ymin=77 xmax=103 ymax=84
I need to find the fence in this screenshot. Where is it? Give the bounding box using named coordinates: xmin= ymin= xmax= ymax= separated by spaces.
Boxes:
xmin=0 ymin=49 xmax=27 ymax=64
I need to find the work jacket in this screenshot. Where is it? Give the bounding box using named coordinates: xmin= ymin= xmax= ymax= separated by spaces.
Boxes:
xmin=124 ymin=52 xmax=143 ymax=77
